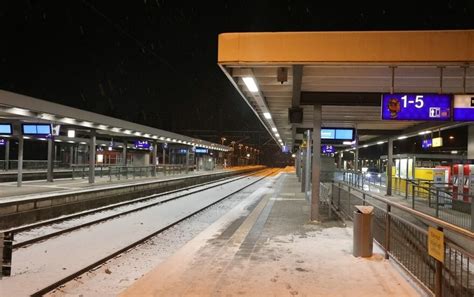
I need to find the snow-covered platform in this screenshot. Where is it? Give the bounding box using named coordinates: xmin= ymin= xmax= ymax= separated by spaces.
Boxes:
xmin=120 ymin=172 xmax=425 ymax=297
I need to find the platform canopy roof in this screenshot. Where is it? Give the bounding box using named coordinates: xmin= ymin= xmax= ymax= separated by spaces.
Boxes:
xmin=0 ymin=90 xmax=230 ymax=151
xmin=218 ymin=30 xmax=474 ymax=150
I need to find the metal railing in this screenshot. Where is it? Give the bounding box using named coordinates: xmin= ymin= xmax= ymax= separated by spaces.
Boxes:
xmin=71 ymin=164 xmax=196 ymax=180
xmin=1 ymin=160 xmax=69 ymax=171
xmin=330 ymin=182 xmax=474 ymax=297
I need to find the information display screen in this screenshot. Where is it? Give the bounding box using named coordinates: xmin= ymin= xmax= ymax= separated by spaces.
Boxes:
xmin=453 ymin=95 xmax=474 ymax=121
xmin=195 ymin=148 xmax=208 ymax=154
xmin=321 ymin=128 xmax=354 ymax=141
xmin=0 ymin=124 xmax=12 ymax=135
xmin=134 ymin=140 xmax=150 ymax=149
xmin=321 ymin=145 xmax=335 ymax=153
xmin=422 ymin=139 xmax=432 ymax=149
xmin=381 ymin=93 xmax=452 ymax=121
xmin=22 ymin=124 xmax=52 ymax=135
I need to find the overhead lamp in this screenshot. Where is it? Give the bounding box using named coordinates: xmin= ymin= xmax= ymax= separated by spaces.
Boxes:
xmin=172 ymin=139 xmax=177 ymax=142
xmin=246 ymin=153 xmax=250 ymax=157
xmin=397 ymin=135 xmax=408 ymax=140
xmin=263 ymin=112 xmax=272 ymax=119
xmin=418 ymin=130 xmax=431 ymax=135
xmin=272 ymin=127 xmax=277 ymax=132
xmin=68 ymin=140 xmax=75 ymax=144
xmin=134 ymin=132 xmax=142 ymax=136
xmin=55 ymin=139 xmax=62 ymax=142
xmin=38 ymin=138 xmax=47 ymax=141
xmin=166 ymin=137 xmax=171 ymax=141
xmin=363 ymin=145 xmax=368 ymax=148
xmin=342 ymin=141 xmax=352 ymax=145
xmin=124 ymin=130 xmax=132 ymax=135
xmin=242 ymin=76 xmax=258 ymax=93
xmin=159 ymin=136 xmax=165 ymax=140
xmin=67 ymin=129 xmax=76 ymax=138
xmin=82 ymin=121 xmax=93 ymax=127
xmin=275 ymin=133 xmax=280 ymax=137
xmin=451 ymin=150 xmax=458 ymax=154
xmin=377 ymin=141 xmax=384 ymax=145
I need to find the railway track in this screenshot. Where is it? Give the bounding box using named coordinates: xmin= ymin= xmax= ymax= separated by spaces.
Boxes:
xmin=5 ymin=168 xmax=278 ymax=296
xmin=5 ymin=168 xmax=267 ymax=249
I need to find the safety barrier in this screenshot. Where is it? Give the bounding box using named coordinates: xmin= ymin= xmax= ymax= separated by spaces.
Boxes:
xmin=71 ymin=164 xmax=197 ymax=180
xmin=331 ymin=182 xmax=473 ymax=297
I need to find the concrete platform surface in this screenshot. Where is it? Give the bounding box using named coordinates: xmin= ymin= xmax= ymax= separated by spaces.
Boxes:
xmin=121 ymin=173 xmax=424 ymax=297
xmin=0 ymin=167 xmax=254 ymax=201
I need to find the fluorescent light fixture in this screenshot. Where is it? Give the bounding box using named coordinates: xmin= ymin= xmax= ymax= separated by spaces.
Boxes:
xmin=38 ymin=138 xmax=47 ymax=141
xmin=159 ymin=136 xmax=165 ymax=140
xmin=67 ymin=129 xmax=75 ymax=138
xmin=272 ymin=127 xmax=277 ymax=132
xmin=144 ymin=134 xmax=151 ymax=138
xmin=263 ymin=112 xmax=272 ymax=119
xmin=134 ymin=132 xmax=141 ymax=136
xmin=363 ymin=145 xmax=368 ymax=148
xmin=124 ymin=130 xmax=132 ymax=135
xmin=68 ymin=140 xmax=75 ymax=144
xmin=246 ymin=153 xmax=250 ymax=157
xmin=23 ymin=136 xmax=31 ymax=139
xmin=342 ymin=141 xmax=352 ymax=145
xmin=397 ymin=135 xmax=408 ymax=140
xmin=275 ymin=133 xmax=280 ymax=137
xmin=451 ymin=150 xmax=458 ymax=154
xmin=55 ymin=139 xmax=62 ymax=142
xmin=172 ymin=139 xmax=177 ymax=142
xmin=418 ymin=130 xmax=431 ymax=135
xmin=377 ymin=141 xmax=384 ymax=145
xmin=98 ymin=125 xmax=108 ymax=130
xmin=242 ymin=76 xmax=258 ymax=93
xmin=111 ymin=127 xmax=121 ymax=132
xmin=166 ymin=138 xmax=171 ymax=141
xmin=82 ymin=121 xmax=93 ymax=127
xmin=62 ymin=117 xmax=76 ymax=124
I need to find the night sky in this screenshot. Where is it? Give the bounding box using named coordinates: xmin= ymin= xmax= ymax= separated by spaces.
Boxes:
xmin=1 ymin=1 xmax=474 ymax=163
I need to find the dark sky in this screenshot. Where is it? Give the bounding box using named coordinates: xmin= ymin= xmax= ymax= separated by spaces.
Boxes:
xmin=1 ymin=1 xmax=473 ymax=151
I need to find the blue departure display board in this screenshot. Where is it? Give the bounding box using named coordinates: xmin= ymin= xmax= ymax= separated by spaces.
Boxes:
xmin=321 ymin=128 xmax=354 ymax=141
xmin=381 ymin=93 xmax=452 ymax=121
xmin=134 ymin=140 xmax=150 ymax=149
xmin=22 ymin=124 xmax=52 ymax=135
xmin=195 ymin=148 xmax=208 ymax=154
xmin=422 ymin=139 xmax=432 ymax=149
xmin=321 ymin=145 xmax=335 ymax=153
xmin=453 ymin=95 xmax=474 ymax=121
xmin=0 ymin=124 xmax=12 ymax=135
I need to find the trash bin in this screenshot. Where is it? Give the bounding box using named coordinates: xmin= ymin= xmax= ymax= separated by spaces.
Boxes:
xmin=353 ymin=205 xmax=374 ymax=257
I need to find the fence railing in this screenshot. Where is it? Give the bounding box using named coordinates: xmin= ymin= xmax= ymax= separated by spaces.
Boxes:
xmin=71 ymin=164 xmax=197 ymax=181
xmin=330 ymin=182 xmax=474 ymax=297
xmin=0 ymin=160 xmax=69 ymax=170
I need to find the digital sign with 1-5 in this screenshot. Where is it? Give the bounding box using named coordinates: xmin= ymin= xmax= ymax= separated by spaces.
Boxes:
xmin=381 ymin=93 xmax=452 ymax=121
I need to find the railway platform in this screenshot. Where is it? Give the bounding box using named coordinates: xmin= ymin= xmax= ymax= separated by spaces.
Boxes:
xmin=121 ymin=172 xmax=423 ymax=297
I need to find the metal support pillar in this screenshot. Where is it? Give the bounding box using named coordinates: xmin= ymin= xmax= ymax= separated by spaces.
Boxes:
xmin=88 ymin=130 xmax=96 ymax=184
xmin=185 ymin=148 xmax=190 ymax=174
xmin=69 ymin=145 xmax=74 ymax=167
xmin=17 ymin=136 xmax=23 ymax=187
xmin=152 ymin=141 xmax=157 ymax=177
xmin=354 ymin=146 xmax=359 ymax=172
xmin=163 ymin=146 xmax=166 ymax=165
xmin=386 ymin=138 xmax=393 ymax=196
xmin=47 ymin=136 xmax=54 ymax=182
xmin=337 ymin=151 xmax=342 ymax=169
xmin=301 ymin=144 xmax=307 ymax=192
xmin=122 ymin=141 xmax=127 ymax=166
xmin=311 ymin=105 xmax=322 ymax=222
xmin=4 ymin=139 xmax=9 ymax=171
xmin=296 ymin=149 xmax=301 ymax=181
xmin=305 ymin=130 xmax=312 ymax=197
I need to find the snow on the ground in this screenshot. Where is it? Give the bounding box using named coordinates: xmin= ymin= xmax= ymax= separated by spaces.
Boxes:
xmin=0 ymin=175 xmax=267 ymax=297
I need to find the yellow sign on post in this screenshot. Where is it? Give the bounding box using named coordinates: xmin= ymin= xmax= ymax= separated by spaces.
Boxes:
xmin=428 ymin=227 xmax=444 ymax=262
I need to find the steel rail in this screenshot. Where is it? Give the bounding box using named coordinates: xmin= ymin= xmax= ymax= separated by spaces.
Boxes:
xmin=30 ymin=168 xmax=278 ymax=297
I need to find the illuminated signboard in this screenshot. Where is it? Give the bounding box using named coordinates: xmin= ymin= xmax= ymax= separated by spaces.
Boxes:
xmin=321 ymin=128 xmax=354 ymax=141
xmin=0 ymin=124 xmax=12 ymax=135
xmin=0 ymin=139 xmax=5 ymax=146
xmin=432 ymin=137 xmax=443 ymax=148
xmin=453 ymin=95 xmax=474 ymax=121
xmin=134 ymin=140 xmax=150 ymax=149
xmin=22 ymin=124 xmax=52 ymax=135
xmin=381 ymin=93 xmax=452 ymax=121
xmin=195 ymin=148 xmax=208 ymax=154
xmin=422 ymin=139 xmax=432 ymax=149
xmin=321 ymin=145 xmax=335 ymax=153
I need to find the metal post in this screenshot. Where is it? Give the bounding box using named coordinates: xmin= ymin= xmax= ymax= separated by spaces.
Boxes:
xmin=311 ymin=105 xmax=321 ymax=222
xmin=152 ymin=141 xmax=157 ymax=177
xmin=185 ymin=148 xmax=190 ymax=174
xmin=69 ymin=145 xmax=74 ymax=168
xmin=305 ymin=130 xmax=312 ymax=197
xmin=301 ymin=147 xmax=306 ymax=192
xmin=434 ymin=227 xmax=443 ymax=297
xmin=412 ymin=184 xmax=415 ymax=209
xmin=88 ymin=130 xmax=96 ymax=184
xmin=4 ymin=139 xmax=9 ymax=171
xmin=47 ymin=136 xmax=54 ymax=182
xmin=296 ymin=149 xmax=301 ymax=180
xmin=17 ymin=136 xmax=23 ymax=187
xmin=384 ymin=204 xmax=391 ymax=259
xmin=435 ymin=189 xmax=440 ymax=217
xmin=386 ymin=138 xmax=393 ymax=196
xmin=122 ymin=141 xmax=127 ymax=166
xmin=163 ymin=145 xmax=166 ymax=166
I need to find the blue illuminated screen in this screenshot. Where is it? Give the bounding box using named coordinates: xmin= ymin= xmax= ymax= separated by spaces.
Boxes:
xmin=335 ymin=129 xmax=353 ymax=140
xmin=321 ymin=129 xmax=335 ymax=139
xmin=422 ymin=139 xmax=432 ymax=149
xmin=22 ymin=124 xmax=52 ymax=135
xmin=0 ymin=124 xmax=12 ymax=135
xmin=321 ymin=145 xmax=335 ymax=153
xmin=195 ymin=148 xmax=208 ymax=154
xmin=381 ymin=93 xmax=452 ymax=121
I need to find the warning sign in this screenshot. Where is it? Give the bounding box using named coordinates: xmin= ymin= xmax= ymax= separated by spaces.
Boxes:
xmin=428 ymin=227 xmax=444 ymax=262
